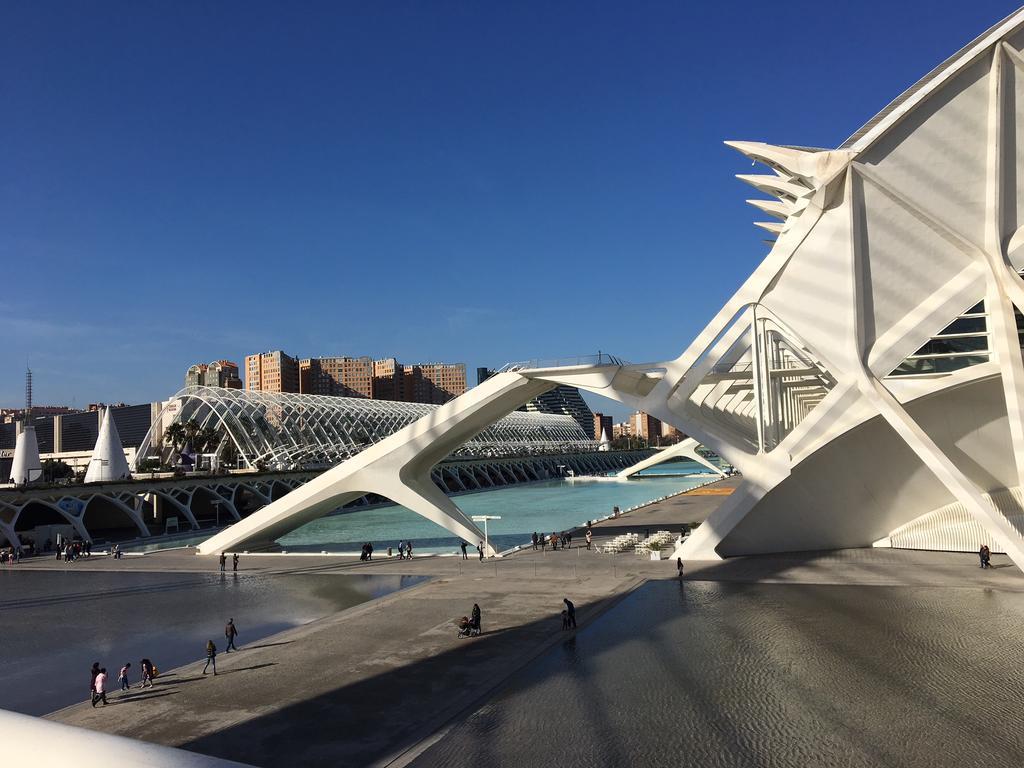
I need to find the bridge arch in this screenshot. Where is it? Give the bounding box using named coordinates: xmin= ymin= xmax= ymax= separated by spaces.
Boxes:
xmin=13 ymin=500 xmax=88 ymax=542
xmin=80 ymin=495 xmax=149 ymax=541
xmin=145 ymin=489 xmax=199 ymax=532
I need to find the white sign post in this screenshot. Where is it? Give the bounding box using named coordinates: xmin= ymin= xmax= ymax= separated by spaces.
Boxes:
xmin=471 ymin=515 xmax=501 ymax=558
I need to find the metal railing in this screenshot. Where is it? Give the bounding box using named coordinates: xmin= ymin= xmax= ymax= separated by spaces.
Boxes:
xmin=495 ymin=352 xmax=629 ymax=373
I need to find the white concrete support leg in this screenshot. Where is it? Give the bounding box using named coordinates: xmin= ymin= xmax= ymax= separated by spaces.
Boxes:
xmin=859 ymin=377 xmax=1024 ymax=570
xmin=982 ymin=48 xmax=1024 ymax=493
xmin=385 ymin=480 xmax=498 ymax=557
xmin=0 ymin=521 xmax=20 ymax=548
xmin=198 ymin=372 xmax=553 ymax=555
xmin=673 ymin=449 xmax=790 ymax=561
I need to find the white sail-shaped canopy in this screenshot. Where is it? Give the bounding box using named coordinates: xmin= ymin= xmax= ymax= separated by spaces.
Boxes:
xmin=84 ymin=407 xmax=132 ymax=483
xmin=9 ymin=425 xmax=42 ymax=485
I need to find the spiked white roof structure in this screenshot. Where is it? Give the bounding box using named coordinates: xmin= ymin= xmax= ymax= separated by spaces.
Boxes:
xmin=201 ymin=9 xmax=1024 ymax=567
xmin=84 ymin=406 xmax=132 ymax=483
xmin=598 ymin=428 xmax=611 ymax=451
xmin=8 ymin=425 xmax=41 ymax=485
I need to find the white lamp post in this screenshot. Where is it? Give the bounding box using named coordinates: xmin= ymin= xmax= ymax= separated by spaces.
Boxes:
xmin=471 ymin=515 xmax=501 ymax=557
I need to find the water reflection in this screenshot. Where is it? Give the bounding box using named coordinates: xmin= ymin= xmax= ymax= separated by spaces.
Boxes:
xmin=414 ymin=581 xmax=1024 ymax=767
xmin=0 ymin=570 xmax=426 ymax=716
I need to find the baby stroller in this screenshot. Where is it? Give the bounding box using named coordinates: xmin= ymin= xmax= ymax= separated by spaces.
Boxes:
xmin=457 ymin=616 xmax=480 ymax=638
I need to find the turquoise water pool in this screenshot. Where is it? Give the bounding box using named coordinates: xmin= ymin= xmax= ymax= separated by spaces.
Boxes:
xmin=123 ymin=460 xmax=716 ymax=554
xmin=279 ymin=461 xmax=715 ymax=553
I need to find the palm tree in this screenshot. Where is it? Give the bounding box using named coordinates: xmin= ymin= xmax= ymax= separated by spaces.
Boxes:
xmin=164 ymin=422 xmax=186 ymax=451
xmin=183 ymin=419 xmax=201 ymax=447
xmin=219 ymin=438 xmax=240 ymax=469
xmin=198 ymin=425 xmax=221 ymax=454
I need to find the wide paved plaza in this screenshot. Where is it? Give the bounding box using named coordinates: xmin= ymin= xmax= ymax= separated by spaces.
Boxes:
xmin=7 ymin=478 xmax=1017 ymax=767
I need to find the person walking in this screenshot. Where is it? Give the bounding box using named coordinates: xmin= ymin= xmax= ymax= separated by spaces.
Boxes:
xmin=91 ymin=667 xmax=108 ymax=707
xmin=531 ymin=532 xmax=539 ymax=551
xmin=478 ymin=541 xmax=484 ymax=561
xmin=203 ymin=640 xmax=218 ymax=675
xmin=677 ymin=557 xmax=684 ymax=581
xmin=471 ymin=603 xmax=482 ymax=635
xmin=397 ymin=540 xmax=406 ymax=560
xmin=139 ymin=658 xmax=154 ymax=688
xmin=406 ymin=541 xmax=412 ymax=559
xmin=983 ymin=544 xmax=992 ymax=569
xmin=118 ymin=662 xmax=131 ymax=692
xmin=585 ymin=529 xmax=592 ymax=550
xmin=563 ymin=598 xmax=577 ymax=629
xmin=232 ymin=553 xmax=239 ymax=572
xmin=979 ymin=545 xmax=986 ymax=568
xmin=89 ymin=662 xmax=100 ymax=701
xmin=219 ymin=552 xmax=226 ymax=572
xmin=460 ymin=541 xmax=468 ymax=560
xmin=225 ymin=618 xmax=239 ymax=652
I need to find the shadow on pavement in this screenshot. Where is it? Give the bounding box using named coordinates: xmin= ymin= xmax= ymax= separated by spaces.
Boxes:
xmin=182 ymin=590 xmax=640 ymax=768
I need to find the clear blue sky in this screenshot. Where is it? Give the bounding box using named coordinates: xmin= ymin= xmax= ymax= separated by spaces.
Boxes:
xmin=2 ymin=1 xmax=1019 ymax=417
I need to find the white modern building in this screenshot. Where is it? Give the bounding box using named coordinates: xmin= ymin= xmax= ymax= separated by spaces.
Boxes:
xmin=201 ymin=9 xmax=1024 ymax=571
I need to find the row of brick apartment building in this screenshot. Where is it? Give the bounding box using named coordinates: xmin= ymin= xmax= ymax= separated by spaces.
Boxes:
xmin=235 ymin=351 xmax=467 ymax=405
xmin=179 ymin=357 xmax=671 ymax=439
xmin=609 ymin=411 xmax=684 ymax=445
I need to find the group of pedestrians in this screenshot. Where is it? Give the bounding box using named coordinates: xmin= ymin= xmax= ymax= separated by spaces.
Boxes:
xmin=531 ymin=531 xmax=573 ymax=551
xmin=396 ymin=540 xmax=414 ymax=559
xmin=1 ymin=547 xmax=22 ymax=564
xmin=88 ymin=619 xmax=239 ymax=705
xmin=360 ymin=542 xmax=375 ymax=561
xmin=529 ymin=525 xmax=598 ymax=552
xmin=58 ymin=540 xmax=91 ymax=562
xmin=90 ymin=658 xmax=156 ymax=706
xmin=218 ymin=552 xmax=240 ymax=572
xmin=203 ymin=619 xmax=241 ymax=676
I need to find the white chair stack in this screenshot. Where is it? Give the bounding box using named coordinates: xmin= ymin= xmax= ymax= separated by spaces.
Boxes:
xmin=598 ymin=532 xmax=640 ymax=554
xmin=634 ymin=530 xmax=674 ymax=556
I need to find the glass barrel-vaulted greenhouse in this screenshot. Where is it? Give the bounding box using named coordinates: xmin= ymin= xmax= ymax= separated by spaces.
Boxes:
xmin=136 ymin=386 xmax=596 ymax=471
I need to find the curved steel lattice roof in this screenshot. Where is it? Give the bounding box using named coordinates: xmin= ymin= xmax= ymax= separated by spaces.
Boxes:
xmin=137 ymin=386 xmax=596 ymax=470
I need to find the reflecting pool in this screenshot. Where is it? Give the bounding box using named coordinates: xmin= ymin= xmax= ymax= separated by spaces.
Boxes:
xmin=0 ymin=570 xmax=426 ymax=716
xmin=414 ymin=580 xmax=1024 ymax=767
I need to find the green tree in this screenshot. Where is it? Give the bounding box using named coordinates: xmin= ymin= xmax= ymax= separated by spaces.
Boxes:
xmin=41 ymin=459 xmax=74 ymax=483
xmin=198 ymin=425 xmax=221 ymax=453
xmin=183 ymin=419 xmax=202 ymax=447
xmin=164 ymin=422 xmax=186 ymax=451
xmin=137 ymin=457 xmax=163 ymax=473
xmin=218 ymin=438 xmax=240 ymax=469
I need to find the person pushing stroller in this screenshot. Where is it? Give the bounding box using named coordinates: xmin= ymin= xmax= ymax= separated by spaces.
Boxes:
xmin=457 ymin=603 xmax=482 ymax=637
